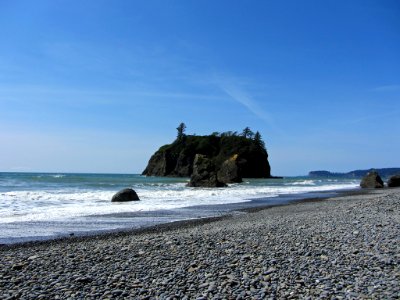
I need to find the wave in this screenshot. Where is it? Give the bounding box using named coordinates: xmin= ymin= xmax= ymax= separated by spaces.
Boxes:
xmin=0 ymin=178 xmax=359 ymax=223
xmin=51 ymin=174 xmax=65 ymax=178
xmin=286 ymin=180 xmax=316 ymax=186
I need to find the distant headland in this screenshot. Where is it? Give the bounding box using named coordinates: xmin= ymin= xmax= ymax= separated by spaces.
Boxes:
xmin=142 ymin=123 xmax=274 ymax=186
xmin=309 ymin=168 xmax=400 ymax=179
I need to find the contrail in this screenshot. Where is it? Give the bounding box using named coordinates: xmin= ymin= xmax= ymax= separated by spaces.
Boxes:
xmin=216 ymin=78 xmax=281 ymax=134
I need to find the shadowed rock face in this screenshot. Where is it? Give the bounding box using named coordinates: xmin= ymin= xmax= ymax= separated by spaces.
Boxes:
xmin=388 ymin=175 xmax=400 ymax=187
xmin=188 ymin=154 xmax=226 ymax=188
xmin=142 ymin=151 xmax=175 ymax=177
xmin=111 ymin=188 xmax=140 ymax=202
xmin=217 ymin=154 xmax=243 ymax=184
xmin=360 ymin=172 xmax=384 ymax=188
xmin=142 ymin=135 xmax=271 ymax=180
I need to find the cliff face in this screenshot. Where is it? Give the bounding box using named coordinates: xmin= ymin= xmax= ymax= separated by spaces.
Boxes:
xmin=142 ymin=135 xmax=271 ymax=178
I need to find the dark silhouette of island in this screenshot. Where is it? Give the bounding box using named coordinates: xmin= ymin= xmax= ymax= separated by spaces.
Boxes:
xmin=142 ymin=124 xmax=273 ymax=185
xmin=309 ymin=168 xmax=400 ymax=179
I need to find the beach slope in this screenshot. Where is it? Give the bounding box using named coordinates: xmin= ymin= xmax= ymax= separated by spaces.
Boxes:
xmin=1 ymin=189 xmax=399 ymax=299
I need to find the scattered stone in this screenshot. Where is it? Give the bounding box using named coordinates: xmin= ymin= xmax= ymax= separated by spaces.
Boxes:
xmin=111 ymin=188 xmax=140 ymax=202
xmin=0 ymin=189 xmax=399 ymax=299
xmin=11 ymin=263 xmax=25 ymax=270
xmin=75 ymin=276 xmax=92 ymax=284
xmin=360 ymin=171 xmax=384 ymax=188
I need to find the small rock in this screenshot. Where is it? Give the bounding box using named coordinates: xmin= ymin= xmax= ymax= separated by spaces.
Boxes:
xmin=265 ymin=268 xmax=276 ymax=275
xmin=111 ymin=188 xmax=140 ymax=202
xmin=112 ymin=289 xmax=123 ymax=296
xmin=75 ymin=276 xmax=92 ymax=284
xmin=11 ymin=263 xmax=25 ymax=270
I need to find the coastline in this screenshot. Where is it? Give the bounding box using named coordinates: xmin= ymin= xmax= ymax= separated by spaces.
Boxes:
xmin=1 ymin=187 xmax=358 ymax=246
xmin=1 ymin=188 xmax=399 ymax=298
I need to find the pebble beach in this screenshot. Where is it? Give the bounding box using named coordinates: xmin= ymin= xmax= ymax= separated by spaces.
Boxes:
xmin=1 ymin=189 xmax=399 ymax=299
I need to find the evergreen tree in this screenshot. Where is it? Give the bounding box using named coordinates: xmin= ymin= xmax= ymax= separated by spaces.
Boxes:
xmin=254 ymin=131 xmax=265 ymax=148
xmin=242 ymin=127 xmax=254 ymax=139
xmin=176 ymin=122 xmax=186 ymax=140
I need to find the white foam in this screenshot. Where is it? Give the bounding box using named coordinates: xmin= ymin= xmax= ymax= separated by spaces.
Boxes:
xmin=289 ymin=180 xmax=317 ymax=186
xmin=51 ymin=174 xmax=65 ymax=178
xmin=0 ymin=179 xmax=359 ymax=224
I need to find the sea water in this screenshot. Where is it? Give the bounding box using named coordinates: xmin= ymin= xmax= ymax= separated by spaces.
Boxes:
xmin=0 ymin=172 xmax=359 ymax=244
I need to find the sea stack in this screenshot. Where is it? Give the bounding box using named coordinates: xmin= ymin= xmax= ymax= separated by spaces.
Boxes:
xmin=142 ymin=126 xmax=271 ymax=180
xmin=360 ymin=172 xmax=384 ymax=188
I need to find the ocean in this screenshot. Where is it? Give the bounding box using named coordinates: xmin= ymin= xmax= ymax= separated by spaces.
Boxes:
xmin=0 ymin=172 xmax=359 ymax=244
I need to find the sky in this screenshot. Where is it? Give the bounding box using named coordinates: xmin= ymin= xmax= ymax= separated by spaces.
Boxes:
xmin=0 ymin=0 xmax=399 ymax=175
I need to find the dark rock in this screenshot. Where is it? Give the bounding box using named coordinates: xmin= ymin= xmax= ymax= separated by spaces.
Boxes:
xmin=111 ymin=188 xmax=140 ymax=202
xmin=360 ymin=172 xmax=384 ymax=188
xmin=11 ymin=263 xmax=25 ymax=270
xmin=217 ymin=154 xmax=243 ymax=183
xmin=75 ymin=276 xmax=93 ymax=284
xmin=188 ymin=154 xmax=226 ymax=187
xmin=142 ymin=134 xmax=271 ymax=178
xmin=173 ymin=151 xmax=193 ymax=177
xmin=141 ymin=151 xmax=173 ymax=177
xmin=388 ymin=175 xmax=400 ymax=187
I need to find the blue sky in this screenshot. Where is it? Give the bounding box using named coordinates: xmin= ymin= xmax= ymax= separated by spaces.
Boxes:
xmin=0 ymin=0 xmax=399 ymax=175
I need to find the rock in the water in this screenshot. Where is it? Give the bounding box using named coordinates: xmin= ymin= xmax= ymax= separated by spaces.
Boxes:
xmin=111 ymin=188 xmax=140 ymax=202
xmin=188 ymin=154 xmax=226 ymax=187
xmin=360 ymin=171 xmax=384 ymax=188
xmin=388 ymin=175 xmax=400 ymax=187
xmin=217 ymin=154 xmax=242 ymax=183
xmin=142 ymin=134 xmax=271 ymax=178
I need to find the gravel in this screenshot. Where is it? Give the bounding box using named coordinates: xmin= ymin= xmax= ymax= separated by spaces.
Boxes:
xmin=0 ymin=188 xmax=399 ymax=299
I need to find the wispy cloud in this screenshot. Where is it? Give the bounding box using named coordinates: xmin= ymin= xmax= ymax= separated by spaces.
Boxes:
xmin=345 ymin=110 xmax=400 ymax=125
xmin=213 ymin=76 xmax=280 ymax=132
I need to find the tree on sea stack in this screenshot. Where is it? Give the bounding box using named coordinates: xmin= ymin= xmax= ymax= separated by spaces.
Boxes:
xmin=242 ymin=127 xmax=254 ymax=139
xmin=176 ymin=122 xmax=187 ymax=141
xmin=254 ymin=131 xmax=266 ymax=149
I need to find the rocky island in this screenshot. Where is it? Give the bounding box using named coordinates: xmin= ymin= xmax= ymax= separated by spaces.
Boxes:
xmin=142 ymin=124 xmax=272 ymax=187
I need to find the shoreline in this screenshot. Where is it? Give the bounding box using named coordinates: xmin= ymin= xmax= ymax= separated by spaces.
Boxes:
xmin=1 ymin=188 xmax=399 ymax=298
xmin=1 ymin=187 xmax=362 ymax=248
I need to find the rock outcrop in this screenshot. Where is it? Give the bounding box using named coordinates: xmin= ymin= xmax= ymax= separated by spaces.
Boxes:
xmin=111 ymin=188 xmax=140 ymax=202
xmin=142 ymin=151 xmax=174 ymax=177
xmin=143 ymin=134 xmax=271 ymax=180
xmin=188 ymin=154 xmax=226 ymax=187
xmin=360 ymin=172 xmax=384 ymax=188
xmin=217 ymin=154 xmax=242 ymax=183
xmin=388 ymin=175 xmax=400 ymax=188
